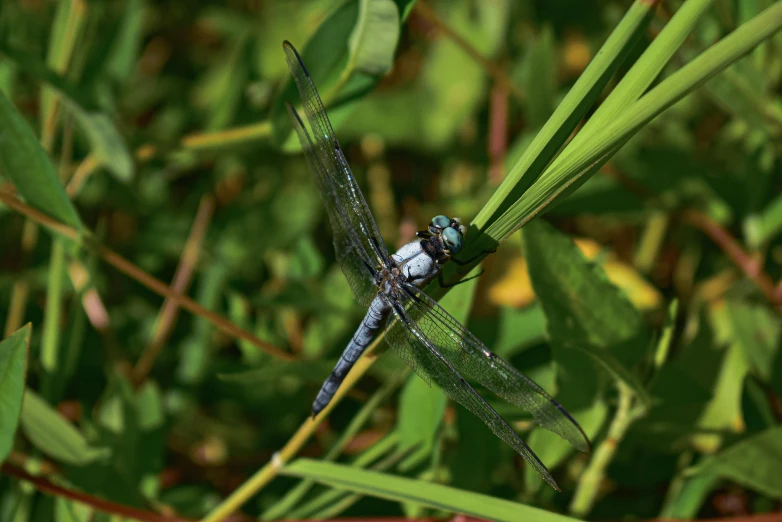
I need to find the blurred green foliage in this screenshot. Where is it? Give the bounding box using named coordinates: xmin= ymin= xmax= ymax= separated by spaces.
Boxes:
xmin=1 ymin=0 xmax=782 ymax=521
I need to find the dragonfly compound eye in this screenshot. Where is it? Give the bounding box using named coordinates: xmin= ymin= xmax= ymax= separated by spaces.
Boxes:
xmin=442 ymin=227 xmax=463 ymax=254
xmin=431 ymin=215 xmax=451 ymax=229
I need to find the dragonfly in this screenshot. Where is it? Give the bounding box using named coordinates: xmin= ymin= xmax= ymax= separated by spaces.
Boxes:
xmin=282 ymin=40 xmax=590 ymax=490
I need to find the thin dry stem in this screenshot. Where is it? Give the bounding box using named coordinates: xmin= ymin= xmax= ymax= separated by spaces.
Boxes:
xmin=681 ymin=210 xmax=782 ymax=316
xmin=0 ymin=190 xmax=292 ymax=361
xmin=132 ymin=194 xmax=216 ymax=384
xmin=1 ymin=463 xmax=194 ymax=522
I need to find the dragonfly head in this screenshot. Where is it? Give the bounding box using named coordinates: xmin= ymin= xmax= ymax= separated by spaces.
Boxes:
xmin=429 ymin=215 xmax=466 ymax=255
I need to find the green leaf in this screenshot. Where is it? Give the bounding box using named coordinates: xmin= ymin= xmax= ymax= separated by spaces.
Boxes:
xmin=703 ymin=426 xmax=782 ymax=499
xmin=0 ymin=324 xmax=31 ymax=462
xmin=522 ymin=218 xmax=642 ymax=344
xmin=20 ymin=389 xmax=110 ymax=465
xmin=724 ymin=299 xmax=781 ymax=382
xmin=522 ymin=219 xmax=649 ymax=402
xmin=1 ymin=46 xmax=133 ymax=183
xmin=272 ymin=0 xmax=381 ymax=146
xmin=0 ymin=88 xmax=82 ymax=230
xmin=348 ymin=0 xmax=401 ymax=75
xmin=281 ymin=459 xmax=582 ymax=522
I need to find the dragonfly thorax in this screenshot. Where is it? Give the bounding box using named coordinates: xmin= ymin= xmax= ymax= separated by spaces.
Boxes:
xmin=390 ymin=240 xmax=440 ymax=288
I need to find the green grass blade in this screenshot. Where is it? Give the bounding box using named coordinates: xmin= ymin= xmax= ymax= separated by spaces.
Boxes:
xmin=559 ymin=0 xmax=715 ymax=161
xmin=486 ymin=2 xmax=782 ymax=243
xmin=40 ymin=238 xmax=66 ymax=399
xmin=0 ymin=324 xmax=31 ymax=462
xmin=260 ymin=376 xmax=405 ymax=520
xmin=286 ymin=434 xmax=401 ymax=519
xmin=281 ymin=459 xmax=582 ymax=522
xmin=470 ymin=0 xmax=658 ymax=236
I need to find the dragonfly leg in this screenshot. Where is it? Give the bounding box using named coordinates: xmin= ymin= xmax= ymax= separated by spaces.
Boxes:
xmin=438 ymin=268 xmax=484 ymax=288
xmin=450 ymin=248 xmax=497 ymax=266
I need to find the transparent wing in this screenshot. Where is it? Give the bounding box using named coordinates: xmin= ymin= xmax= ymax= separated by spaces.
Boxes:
xmin=383 ymin=294 xmax=561 ymax=491
xmin=396 ymin=281 xmax=591 ymax=454
xmin=286 ymin=104 xmax=378 ymax=305
xmin=283 ymin=41 xmax=389 ymax=306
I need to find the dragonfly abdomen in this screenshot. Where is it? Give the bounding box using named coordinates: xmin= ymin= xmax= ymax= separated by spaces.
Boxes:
xmin=312 ymin=296 xmax=391 ymax=416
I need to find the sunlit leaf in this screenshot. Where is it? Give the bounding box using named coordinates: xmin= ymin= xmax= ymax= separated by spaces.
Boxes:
xmin=348 ymin=0 xmax=400 ymax=75
xmin=703 ymin=426 xmax=782 ymax=499
xmin=523 ymin=218 xmax=650 ymax=402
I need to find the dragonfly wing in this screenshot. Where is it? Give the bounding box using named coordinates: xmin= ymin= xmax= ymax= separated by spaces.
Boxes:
xmin=283 ymin=41 xmax=389 ymax=306
xmin=286 ymin=104 xmax=378 ymax=305
xmin=398 ymin=282 xmax=591 ymax=454
xmin=383 ymin=293 xmax=561 ymax=491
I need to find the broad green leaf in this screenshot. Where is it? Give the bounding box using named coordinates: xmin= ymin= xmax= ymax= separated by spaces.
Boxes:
xmin=272 ymin=0 xmax=380 ymax=146
xmin=281 ymin=459 xmax=582 ymax=522
xmin=20 ymin=389 xmax=110 ymax=465
xmin=0 ymin=324 xmax=31 ymax=462
xmin=724 ymin=299 xmax=781 ymax=381
xmin=522 ymin=219 xmax=649 ymax=402
xmin=348 ymin=0 xmax=400 ymax=75
xmin=703 ymin=426 xmax=782 ymax=499
xmin=1 ymin=47 xmax=133 ymax=182
xmin=343 ymin=0 xmax=508 ymax=150
xmin=0 ymin=87 xmax=82 ymax=230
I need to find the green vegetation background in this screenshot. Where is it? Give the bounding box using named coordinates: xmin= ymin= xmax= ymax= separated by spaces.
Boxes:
xmin=1 ymin=0 xmax=781 ymax=521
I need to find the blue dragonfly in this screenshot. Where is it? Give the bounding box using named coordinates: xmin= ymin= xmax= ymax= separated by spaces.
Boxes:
xmin=283 ymin=41 xmax=590 ymax=490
